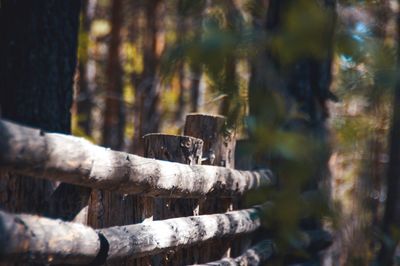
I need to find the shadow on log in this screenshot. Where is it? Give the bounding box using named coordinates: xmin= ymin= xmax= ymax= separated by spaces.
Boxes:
xmin=0 ymin=119 xmax=274 ymax=198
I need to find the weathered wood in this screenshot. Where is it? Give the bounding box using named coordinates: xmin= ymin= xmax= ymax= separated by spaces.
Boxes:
xmin=100 ymin=207 xmax=261 ymax=262
xmin=184 ymin=113 xmax=237 ymax=261
xmin=0 ymin=211 xmax=100 ymax=265
xmin=0 ymin=207 xmax=262 ymax=264
xmin=144 ymin=133 xmax=203 ymax=265
xmin=193 ymin=240 xmax=275 ymax=266
xmin=144 ymin=133 xmax=203 ymax=166
xmin=184 ymin=114 xmax=235 ymax=168
xmin=0 ymin=119 xmax=274 ymax=198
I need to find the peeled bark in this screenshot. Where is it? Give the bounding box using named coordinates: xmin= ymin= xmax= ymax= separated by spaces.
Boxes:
xmin=100 ymin=206 xmax=262 ymax=261
xmin=0 ymin=211 xmax=100 ymax=265
xmin=0 ymin=207 xmax=262 ymax=264
xmin=0 ymin=119 xmax=274 ymax=198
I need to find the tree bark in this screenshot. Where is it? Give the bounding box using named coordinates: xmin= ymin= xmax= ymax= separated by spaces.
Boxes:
xmin=184 ymin=114 xmax=236 ymax=168
xmin=0 ymin=0 xmax=89 ymax=224
xmin=0 ymin=211 xmax=100 ymax=265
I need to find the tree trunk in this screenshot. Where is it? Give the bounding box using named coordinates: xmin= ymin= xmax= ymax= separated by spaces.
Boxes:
xmin=0 ymin=0 xmax=89 ymax=224
xmin=87 ymin=0 xmax=128 ymax=234
xmin=219 ymin=0 xmax=242 ymax=119
xmin=377 ymin=4 xmax=400 ymax=264
xmin=132 ymin=0 xmax=164 ymax=155
xmin=248 ymin=0 xmax=336 ymax=263
xmin=175 ymin=6 xmax=188 ymax=123
xmin=102 ymin=0 xmax=124 ymax=150
xmin=76 ymin=0 xmax=97 ymax=136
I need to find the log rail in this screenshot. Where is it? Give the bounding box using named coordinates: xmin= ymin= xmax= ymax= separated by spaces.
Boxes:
xmin=0 ymin=119 xmax=274 ymax=198
xmin=0 ymin=207 xmax=262 ymax=264
xmin=0 ymin=208 xmax=331 ymax=265
xmin=0 ymin=117 xmax=332 ymax=265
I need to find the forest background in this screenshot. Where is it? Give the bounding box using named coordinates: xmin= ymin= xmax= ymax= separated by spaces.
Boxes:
xmin=1 ymin=0 xmax=400 ymax=265
xmin=72 ymin=0 xmax=400 ymax=264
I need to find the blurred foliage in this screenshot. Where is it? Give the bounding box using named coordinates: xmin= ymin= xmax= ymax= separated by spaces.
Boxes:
xmin=71 ymin=0 xmax=400 ymax=264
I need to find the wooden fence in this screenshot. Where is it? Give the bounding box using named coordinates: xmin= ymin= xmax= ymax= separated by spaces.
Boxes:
xmin=0 ymin=114 xmax=332 ymax=265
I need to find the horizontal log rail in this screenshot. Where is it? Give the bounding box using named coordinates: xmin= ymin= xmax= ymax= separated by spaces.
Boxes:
xmin=0 ymin=119 xmax=274 ymax=198
xmin=195 ymin=240 xmax=275 ymax=266
xmin=194 ymin=229 xmax=333 ymax=266
xmin=0 ymin=205 xmax=332 ymax=265
xmin=0 ymin=207 xmax=262 ymax=264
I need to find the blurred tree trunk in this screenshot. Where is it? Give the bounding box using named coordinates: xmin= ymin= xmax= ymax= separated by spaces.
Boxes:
xmin=175 ymin=2 xmax=188 ymax=123
xmin=102 ymin=0 xmax=125 ymax=150
xmin=250 ymin=0 xmax=336 ymax=185
xmin=174 ymin=0 xmax=206 ymax=120
xmin=76 ymin=0 xmax=97 ymax=136
xmin=190 ymin=63 xmax=202 ymax=113
xmin=219 ymin=0 xmax=241 ymax=119
xmin=248 ymin=0 xmax=336 ymax=263
xmin=0 ymin=0 xmax=89 ymax=222
xmin=132 ymin=0 xmax=164 ymax=155
xmin=189 ymin=18 xmax=204 ymax=113
xmin=87 ymin=0 xmax=131 ymax=233
xmin=377 ymin=4 xmax=400 ymax=264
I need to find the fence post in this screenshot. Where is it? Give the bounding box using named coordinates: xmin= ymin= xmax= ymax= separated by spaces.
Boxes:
xmin=87 ymin=191 xmax=138 ymax=266
xmin=142 ymin=133 xmax=203 ymax=265
xmin=184 ymin=113 xmax=237 ymax=262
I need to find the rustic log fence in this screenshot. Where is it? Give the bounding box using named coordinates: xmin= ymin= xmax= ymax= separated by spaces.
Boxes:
xmin=0 ymin=114 xmax=332 ymax=265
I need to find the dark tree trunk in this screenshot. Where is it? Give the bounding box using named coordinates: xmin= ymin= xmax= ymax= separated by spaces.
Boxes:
xmin=249 ymin=0 xmax=336 ymax=184
xmin=102 ymin=0 xmax=124 ymax=150
xmin=0 ymin=0 xmax=89 ymax=223
xmin=219 ymin=0 xmax=241 ymax=118
xmin=190 ymin=63 xmax=202 ymax=113
xmin=0 ymin=1 xmax=80 ymax=133
xmin=248 ymin=0 xmax=336 ymax=263
xmin=377 ymin=5 xmax=400 ymax=264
